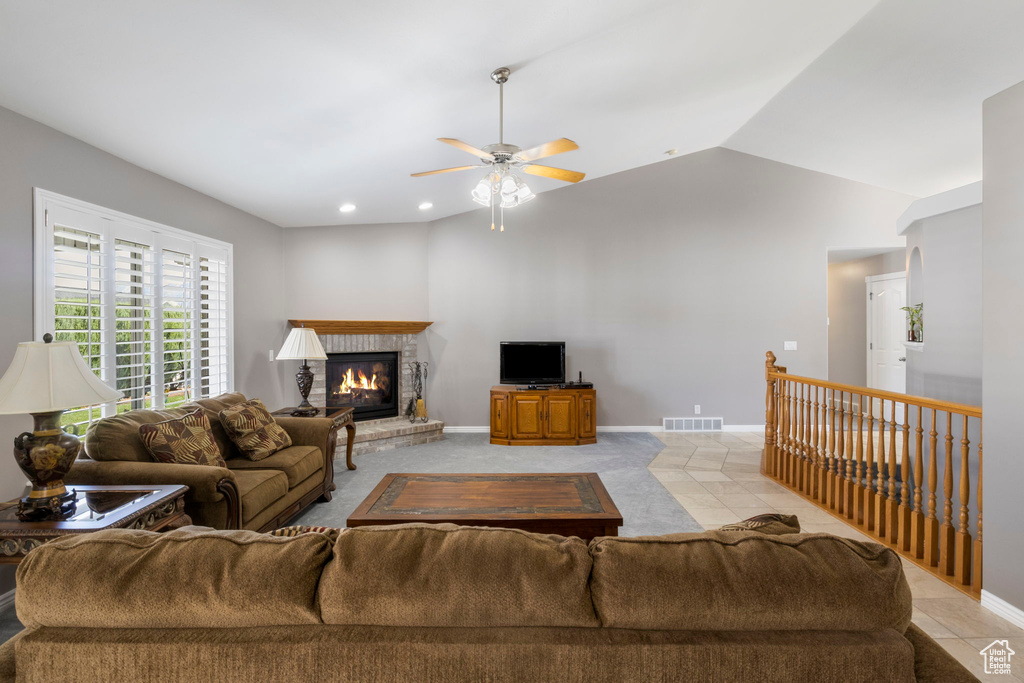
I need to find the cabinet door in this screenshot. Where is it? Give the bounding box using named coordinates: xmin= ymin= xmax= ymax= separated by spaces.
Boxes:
xmin=578 ymin=394 xmax=596 ymax=438
xmin=490 ymin=394 xmax=509 ymax=439
xmin=511 ymin=395 xmax=544 ymax=439
xmin=544 ymin=395 xmax=577 ymax=439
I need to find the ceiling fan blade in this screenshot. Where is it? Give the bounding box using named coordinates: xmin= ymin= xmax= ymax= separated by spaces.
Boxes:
xmin=410 ymin=165 xmax=481 ymax=177
xmin=437 ymin=138 xmax=495 ymax=161
xmin=516 ymin=138 xmax=579 ymax=162
xmin=521 ymin=164 xmax=586 ymax=183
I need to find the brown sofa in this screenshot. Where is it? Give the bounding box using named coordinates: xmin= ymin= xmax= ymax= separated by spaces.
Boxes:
xmin=0 ymin=524 xmax=978 ymax=682
xmin=65 ymin=392 xmax=339 ymax=531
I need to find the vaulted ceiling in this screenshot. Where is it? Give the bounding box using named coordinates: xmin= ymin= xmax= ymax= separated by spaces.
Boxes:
xmin=2 ymin=1 xmax=1023 ymax=226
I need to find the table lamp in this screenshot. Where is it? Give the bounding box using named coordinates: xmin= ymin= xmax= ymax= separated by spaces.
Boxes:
xmin=277 ymin=326 xmax=327 ymax=416
xmin=0 ymin=334 xmax=121 ymax=520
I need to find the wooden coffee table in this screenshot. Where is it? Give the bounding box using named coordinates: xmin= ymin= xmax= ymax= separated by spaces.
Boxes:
xmin=347 ymin=473 xmax=622 ymax=540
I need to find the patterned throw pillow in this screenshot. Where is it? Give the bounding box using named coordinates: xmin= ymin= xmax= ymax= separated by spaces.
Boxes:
xmin=718 ymin=513 xmax=801 ymax=535
xmin=218 ymin=399 xmax=292 ymax=461
xmin=138 ymin=408 xmax=225 ymax=467
xmin=269 ymin=525 xmax=342 ymax=542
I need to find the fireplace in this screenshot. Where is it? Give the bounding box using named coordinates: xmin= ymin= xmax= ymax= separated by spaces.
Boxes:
xmin=326 ymin=352 xmax=399 ymax=421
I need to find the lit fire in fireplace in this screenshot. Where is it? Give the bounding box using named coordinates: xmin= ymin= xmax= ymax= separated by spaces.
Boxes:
xmin=336 ymin=367 xmax=377 ymax=395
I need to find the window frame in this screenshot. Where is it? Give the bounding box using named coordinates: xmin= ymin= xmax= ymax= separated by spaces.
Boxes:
xmin=33 ymin=188 xmax=234 ymax=423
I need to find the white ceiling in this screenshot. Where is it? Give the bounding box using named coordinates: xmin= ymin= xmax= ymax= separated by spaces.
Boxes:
xmin=1 ymin=1 xmax=1022 ymax=227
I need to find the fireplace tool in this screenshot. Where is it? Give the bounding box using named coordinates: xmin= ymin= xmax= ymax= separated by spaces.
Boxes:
xmin=406 ymin=361 xmax=429 ymax=423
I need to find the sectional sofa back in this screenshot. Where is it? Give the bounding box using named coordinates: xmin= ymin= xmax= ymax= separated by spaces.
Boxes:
xmin=16 ymin=524 xmax=912 ymax=634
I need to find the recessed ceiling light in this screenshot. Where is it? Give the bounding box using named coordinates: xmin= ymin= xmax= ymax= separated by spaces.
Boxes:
xmin=665 ymin=149 xmax=679 ymax=156
xmin=418 ymin=202 xmax=433 ymax=210
xmin=339 ymin=203 xmax=356 ymax=213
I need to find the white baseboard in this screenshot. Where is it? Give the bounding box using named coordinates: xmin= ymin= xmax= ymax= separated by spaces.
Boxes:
xmin=445 ymin=426 xmax=663 ymax=433
xmin=0 ymin=588 xmax=13 ymax=612
xmin=981 ymin=590 xmax=1024 ymax=630
xmin=442 ymin=425 xmax=765 ymax=434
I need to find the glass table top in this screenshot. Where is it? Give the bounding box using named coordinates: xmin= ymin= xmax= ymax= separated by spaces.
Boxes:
xmin=0 ymin=488 xmax=161 ymax=525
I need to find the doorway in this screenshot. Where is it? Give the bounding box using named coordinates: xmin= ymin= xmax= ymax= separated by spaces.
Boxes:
xmin=866 ymin=272 xmax=907 ymax=395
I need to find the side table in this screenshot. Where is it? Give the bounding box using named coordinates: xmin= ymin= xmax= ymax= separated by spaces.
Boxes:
xmin=272 ymin=406 xmax=357 ymax=471
xmin=0 ymin=484 xmax=190 ymax=564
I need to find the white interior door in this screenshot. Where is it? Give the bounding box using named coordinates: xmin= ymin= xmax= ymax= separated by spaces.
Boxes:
xmin=867 ymin=274 xmax=907 ymax=416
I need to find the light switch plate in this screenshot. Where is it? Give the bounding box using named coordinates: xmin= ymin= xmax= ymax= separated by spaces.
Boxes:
xmin=784 ymin=341 xmax=798 ymax=351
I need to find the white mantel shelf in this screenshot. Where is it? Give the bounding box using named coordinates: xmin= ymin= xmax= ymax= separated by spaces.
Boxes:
xmin=288 ymin=320 xmax=432 ymax=335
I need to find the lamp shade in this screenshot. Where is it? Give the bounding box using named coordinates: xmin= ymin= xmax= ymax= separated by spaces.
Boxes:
xmin=0 ymin=340 xmax=121 ymax=415
xmin=277 ymin=327 xmax=327 ymax=361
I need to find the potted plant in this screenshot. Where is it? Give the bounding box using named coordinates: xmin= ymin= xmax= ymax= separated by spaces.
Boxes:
xmin=900 ymin=303 xmax=923 ymax=342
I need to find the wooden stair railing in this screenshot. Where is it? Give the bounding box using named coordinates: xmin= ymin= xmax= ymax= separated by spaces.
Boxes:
xmin=762 ymin=351 xmax=983 ymax=597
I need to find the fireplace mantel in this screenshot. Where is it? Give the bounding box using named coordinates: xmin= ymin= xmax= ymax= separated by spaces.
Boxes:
xmin=288 ymin=320 xmax=432 ymax=335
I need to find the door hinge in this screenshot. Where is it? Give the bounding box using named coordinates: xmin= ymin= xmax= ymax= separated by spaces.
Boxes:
xmin=44 ymin=209 xmax=48 ymax=227
xmin=870 ymin=342 xmax=873 ymax=350
xmin=869 ymin=292 xmax=873 ymax=300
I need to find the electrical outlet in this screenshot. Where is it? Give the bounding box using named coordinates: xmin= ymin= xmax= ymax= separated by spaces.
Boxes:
xmin=269 ymin=349 xmax=276 ymax=362
xmin=694 ymin=404 xmax=701 ymax=415
xmin=784 ymin=341 xmax=798 ymax=351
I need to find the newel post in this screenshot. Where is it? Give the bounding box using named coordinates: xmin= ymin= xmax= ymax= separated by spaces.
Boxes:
xmin=764 ymin=351 xmax=778 ymax=475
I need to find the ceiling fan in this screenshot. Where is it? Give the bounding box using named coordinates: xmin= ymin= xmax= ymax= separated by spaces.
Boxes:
xmin=411 ymin=67 xmax=585 ymax=231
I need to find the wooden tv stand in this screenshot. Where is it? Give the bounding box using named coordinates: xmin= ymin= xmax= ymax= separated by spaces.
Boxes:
xmin=490 ymin=386 xmax=597 ymax=446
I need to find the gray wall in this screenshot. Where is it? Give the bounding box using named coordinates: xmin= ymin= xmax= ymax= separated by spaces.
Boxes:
xmin=827 ymin=251 xmax=905 ymax=386
xmin=982 ymin=80 xmax=1024 ymax=613
xmin=424 ymin=148 xmax=912 ymax=427
xmin=282 ymin=222 xmax=428 ymax=320
xmin=904 ymin=205 xmax=983 ymax=406
xmin=0 ymin=105 xmax=293 ymax=592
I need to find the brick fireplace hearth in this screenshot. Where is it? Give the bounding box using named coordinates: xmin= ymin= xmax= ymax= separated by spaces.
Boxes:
xmin=293 ymin=322 xmax=444 ymax=455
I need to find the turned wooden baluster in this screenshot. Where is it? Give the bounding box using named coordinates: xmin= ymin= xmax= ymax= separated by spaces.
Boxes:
xmin=763 ymin=352 xmax=777 ymax=476
xmin=835 ymin=391 xmax=847 ymax=514
xmin=774 ymin=379 xmax=784 ymax=478
xmin=786 ymin=378 xmax=794 ymax=485
xmin=911 ymin=405 xmax=925 ymax=559
xmin=812 ymin=385 xmax=823 ymax=502
xmin=854 ymin=394 xmax=866 ymax=525
xmin=955 ymin=414 xmax=972 ymax=585
xmin=803 ymin=382 xmax=812 ymax=496
xmin=778 ymin=378 xmax=786 ymax=481
xmin=898 ymin=409 xmax=912 ymax=552
xmin=863 ymin=397 xmax=876 ymax=532
xmin=780 ymin=379 xmax=789 ymax=484
xmin=973 ymin=424 xmax=983 ymax=593
xmin=886 ymin=401 xmax=900 ymax=544
xmin=826 ymin=388 xmax=837 ymax=508
xmin=874 ymin=399 xmax=888 ymax=539
xmin=924 ymin=409 xmax=940 ymax=567
xmin=940 ymin=412 xmax=956 ymax=576
xmin=844 ymin=393 xmax=854 ymax=513
xmin=798 ymin=383 xmax=808 ymax=493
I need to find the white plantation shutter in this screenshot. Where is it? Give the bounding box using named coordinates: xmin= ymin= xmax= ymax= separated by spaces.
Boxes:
xmin=50 ymin=209 xmax=110 ymax=430
xmin=160 ymin=247 xmax=196 ymax=408
xmin=35 ymin=190 xmax=233 ymax=429
xmin=113 ymin=238 xmax=155 ymax=413
xmin=199 ymin=249 xmax=230 ymax=397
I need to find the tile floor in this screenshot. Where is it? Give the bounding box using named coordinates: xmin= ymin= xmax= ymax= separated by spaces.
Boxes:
xmin=649 ymin=429 xmax=1024 ymax=681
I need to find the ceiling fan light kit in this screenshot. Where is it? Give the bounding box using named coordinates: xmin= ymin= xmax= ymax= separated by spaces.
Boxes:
xmin=412 ymin=67 xmax=585 ymax=233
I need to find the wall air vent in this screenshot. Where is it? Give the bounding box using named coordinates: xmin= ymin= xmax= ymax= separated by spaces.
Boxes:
xmin=662 ymin=417 xmax=723 ymax=432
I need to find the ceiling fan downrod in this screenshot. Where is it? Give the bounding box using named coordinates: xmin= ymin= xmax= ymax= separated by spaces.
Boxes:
xmin=491 ymin=67 xmax=510 ymax=145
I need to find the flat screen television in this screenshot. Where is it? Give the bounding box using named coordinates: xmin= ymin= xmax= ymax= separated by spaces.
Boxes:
xmin=500 ymin=341 xmax=566 ymax=386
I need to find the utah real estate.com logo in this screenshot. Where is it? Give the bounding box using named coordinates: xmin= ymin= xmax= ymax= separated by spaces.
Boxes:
xmin=980 ymin=640 xmax=1015 ymax=675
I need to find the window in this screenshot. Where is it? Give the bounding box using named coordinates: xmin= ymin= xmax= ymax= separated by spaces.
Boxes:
xmin=35 ymin=189 xmax=233 ymax=430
